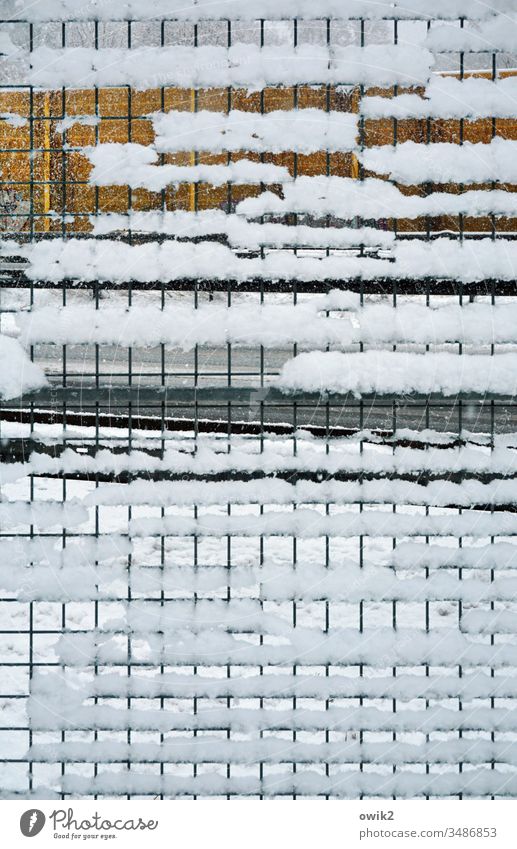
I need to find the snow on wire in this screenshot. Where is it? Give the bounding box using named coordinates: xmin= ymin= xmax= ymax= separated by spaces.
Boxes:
xmin=2 ymin=1 xmax=517 ymax=802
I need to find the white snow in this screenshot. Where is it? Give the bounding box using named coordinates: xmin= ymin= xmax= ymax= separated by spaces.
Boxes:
xmin=54 ymin=770 xmax=517 ymax=799
xmin=7 ymin=561 xmax=517 ymax=603
xmin=278 ymin=350 xmax=517 ymax=397
xmin=362 ymin=76 xmax=517 ymax=120
xmin=0 ymin=335 xmax=47 ymax=400
xmin=9 ymin=236 xmax=517 ymax=283
xmin=13 ymin=299 xmax=517 ymax=348
xmin=35 ymin=668 xmax=517 ymax=700
xmin=362 ymin=138 xmax=517 ymax=185
xmin=236 ymin=176 xmax=517 ymax=218
xmin=85 ymin=143 xmax=293 ymax=189
xmin=129 ymin=509 xmax=517 ymax=538
xmin=16 ymin=439 xmax=517 ymax=477
xmin=0 ymin=112 xmax=28 ymax=128
xmin=55 ymin=114 xmax=100 ymax=133
xmin=424 ymin=16 xmax=517 ymax=52
xmin=28 ymin=45 xmax=434 ymax=90
xmin=37 ymin=627 xmax=517 ymax=668
xmin=152 ymin=109 xmax=358 ymax=155
xmin=84 ymin=477 xmax=517 ymax=509
xmin=26 ymin=737 xmax=517 ymax=766
xmin=0 ymin=501 xmax=87 ymax=530
xmin=8 ymin=0 xmax=515 ymax=21
xmin=91 ymin=211 xmax=394 ymax=248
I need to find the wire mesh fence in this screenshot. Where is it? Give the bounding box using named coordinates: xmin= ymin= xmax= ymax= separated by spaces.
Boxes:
xmin=1 ymin=4 xmax=517 ymax=799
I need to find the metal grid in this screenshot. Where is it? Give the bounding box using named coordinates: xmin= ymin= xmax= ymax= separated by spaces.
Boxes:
xmin=0 ymin=13 xmax=516 ymax=799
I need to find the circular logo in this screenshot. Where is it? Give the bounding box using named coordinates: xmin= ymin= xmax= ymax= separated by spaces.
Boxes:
xmin=20 ymin=810 xmax=46 ymax=837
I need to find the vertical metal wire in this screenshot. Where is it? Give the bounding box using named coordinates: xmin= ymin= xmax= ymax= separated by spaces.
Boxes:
xmin=60 ymin=22 xmax=66 ymax=238
xmin=358 ymin=16 xmax=366 ymax=800
xmin=258 ymin=19 xmax=266 ymax=799
xmin=457 ymin=18 xmax=465 ymax=798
